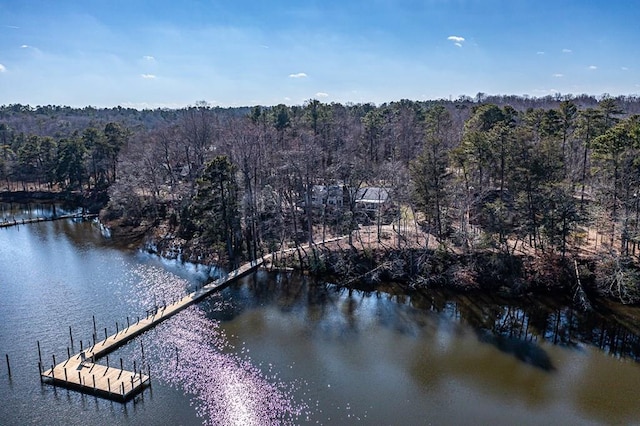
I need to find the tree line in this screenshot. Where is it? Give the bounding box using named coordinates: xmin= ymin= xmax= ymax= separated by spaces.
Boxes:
xmin=2 ymin=95 xmax=640 ymax=302
xmin=0 ymin=122 xmax=128 ymax=192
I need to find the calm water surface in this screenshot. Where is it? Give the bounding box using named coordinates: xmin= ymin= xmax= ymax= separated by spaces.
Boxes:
xmin=1 ymin=203 xmax=640 ymax=425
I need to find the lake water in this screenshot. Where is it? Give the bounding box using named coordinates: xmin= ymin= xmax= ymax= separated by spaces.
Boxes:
xmin=1 ymin=203 xmax=640 ymax=425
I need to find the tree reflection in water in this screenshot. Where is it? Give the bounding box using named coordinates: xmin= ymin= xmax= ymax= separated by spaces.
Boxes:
xmin=226 ymin=272 xmax=640 ymax=367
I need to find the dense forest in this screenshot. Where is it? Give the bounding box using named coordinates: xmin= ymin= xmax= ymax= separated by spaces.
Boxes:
xmin=2 ymin=93 xmax=640 ymax=305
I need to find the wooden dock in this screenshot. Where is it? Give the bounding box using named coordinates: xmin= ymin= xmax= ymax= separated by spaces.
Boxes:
xmin=0 ymin=213 xmax=97 ymax=228
xmin=40 ymin=236 xmax=347 ymax=402
xmin=42 ymin=357 xmax=149 ymax=402
xmin=41 ymin=258 xmax=264 ymax=401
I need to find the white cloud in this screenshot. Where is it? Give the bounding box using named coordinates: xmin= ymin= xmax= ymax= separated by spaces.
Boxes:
xmin=0 ymin=64 xmax=6 ymax=73
xmin=622 ymin=66 xmax=629 ymax=71
xmin=588 ymin=65 xmax=597 ymax=70
xmin=141 ymin=74 xmax=156 ymax=79
xmin=553 ymin=73 xmax=564 ymax=78
xmin=20 ymin=44 xmax=29 ymax=48
xmin=448 ymin=36 xmax=465 ymax=43
xmin=562 ymin=48 xmax=572 ymax=53
xmin=536 ymin=51 xmax=545 ymax=55
xmin=143 ymin=55 xmax=155 ymax=61
xmin=448 ymin=36 xmax=465 ymax=47
xmin=315 ymin=92 xmax=329 ymax=98
xmin=289 ymin=72 xmax=307 ymax=78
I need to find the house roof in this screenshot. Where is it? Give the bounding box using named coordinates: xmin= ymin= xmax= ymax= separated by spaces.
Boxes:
xmin=355 ymin=187 xmax=389 ymax=203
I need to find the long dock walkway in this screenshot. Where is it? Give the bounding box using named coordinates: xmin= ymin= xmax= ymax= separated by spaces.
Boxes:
xmin=0 ymin=213 xmax=97 ymax=228
xmin=41 ymin=258 xmax=264 ymax=401
xmin=41 ymin=236 xmax=346 ymax=401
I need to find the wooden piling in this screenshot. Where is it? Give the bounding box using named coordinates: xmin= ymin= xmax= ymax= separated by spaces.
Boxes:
xmin=5 ymin=354 xmax=10 ymax=377
xmin=37 ymin=341 xmax=42 ymax=365
xmin=69 ymin=326 xmax=74 ymax=347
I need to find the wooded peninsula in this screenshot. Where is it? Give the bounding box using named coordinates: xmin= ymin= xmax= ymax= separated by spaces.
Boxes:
xmin=2 ymin=93 xmax=640 ymax=308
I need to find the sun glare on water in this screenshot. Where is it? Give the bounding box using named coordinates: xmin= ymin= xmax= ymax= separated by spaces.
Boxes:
xmin=127 ymin=265 xmax=309 ymax=425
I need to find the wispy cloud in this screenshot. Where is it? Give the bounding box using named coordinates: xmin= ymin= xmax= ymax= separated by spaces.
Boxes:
xmin=622 ymin=66 xmax=629 ymax=71
xmin=562 ymin=48 xmax=572 ymax=53
xmin=588 ymin=65 xmax=597 ymax=70
xmin=143 ymin=55 xmax=155 ymax=61
xmin=536 ymin=51 xmax=545 ymax=55
xmin=0 ymin=64 xmax=6 ymax=73
xmin=19 ymin=44 xmax=43 ymax=56
xmin=141 ymin=74 xmax=156 ymax=79
xmin=289 ymin=72 xmax=307 ymax=78
xmin=553 ymin=73 xmax=564 ymax=78
xmin=315 ymin=92 xmax=329 ymax=98
xmin=448 ymin=35 xmax=465 ymax=47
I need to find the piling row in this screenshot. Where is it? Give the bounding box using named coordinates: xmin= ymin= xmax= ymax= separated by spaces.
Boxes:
xmin=37 ymin=238 xmax=346 ymax=402
xmin=39 ymin=258 xmax=264 ymax=402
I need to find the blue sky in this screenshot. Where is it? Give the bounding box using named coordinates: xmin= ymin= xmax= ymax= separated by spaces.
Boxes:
xmin=0 ymin=0 xmax=638 ymax=108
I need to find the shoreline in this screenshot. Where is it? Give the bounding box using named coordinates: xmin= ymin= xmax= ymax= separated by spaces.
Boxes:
xmin=2 ymin=190 xmax=637 ymax=308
